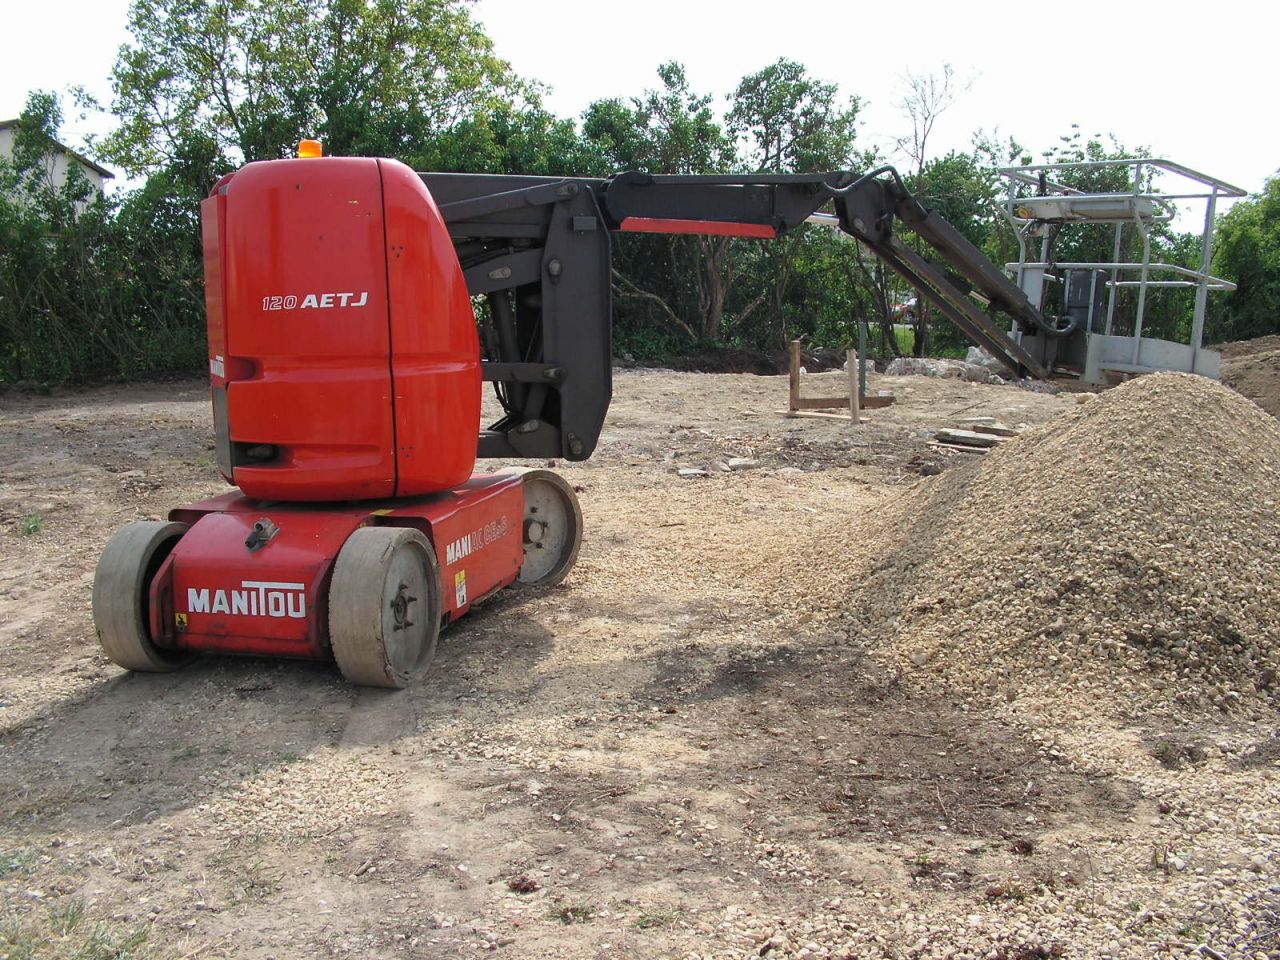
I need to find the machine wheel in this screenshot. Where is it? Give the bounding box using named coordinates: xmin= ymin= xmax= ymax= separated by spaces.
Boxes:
xmin=92 ymin=520 xmax=193 ymax=673
xmin=328 ymin=526 xmax=441 ymax=689
xmin=515 ymin=470 xmax=583 ymax=587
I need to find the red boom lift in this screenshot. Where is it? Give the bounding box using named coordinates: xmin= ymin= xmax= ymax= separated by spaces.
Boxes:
xmin=92 ymin=148 xmax=1060 ymax=687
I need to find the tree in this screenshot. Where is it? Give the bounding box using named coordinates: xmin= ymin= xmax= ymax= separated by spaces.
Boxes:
xmin=583 ymin=63 xmax=740 ymax=346
xmin=0 ymin=91 xmax=205 ymax=384
xmin=896 ymin=64 xmax=969 ymax=179
xmin=894 ymin=65 xmax=970 ymax=355
xmin=727 ymin=59 xmax=861 ymax=174
xmin=1213 ymin=176 xmax=1280 ymax=342
xmin=433 ymin=104 xmax=607 ymax=177
xmin=725 ymin=59 xmax=863 ymax=349
xmin=103 ymin=0 xmax=524 ymax=176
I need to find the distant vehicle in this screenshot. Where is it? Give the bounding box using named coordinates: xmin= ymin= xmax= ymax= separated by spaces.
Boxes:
xmin=892 ymin=296 xmax=918 ymax=322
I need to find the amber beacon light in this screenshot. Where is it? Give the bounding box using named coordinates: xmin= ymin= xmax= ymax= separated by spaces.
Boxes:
xmin=297 ymin=139 xmax=323 ymax=158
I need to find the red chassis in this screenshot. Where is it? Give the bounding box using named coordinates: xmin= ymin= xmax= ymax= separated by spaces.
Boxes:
xmin=94 ymin=469 xmax=579 ymax=688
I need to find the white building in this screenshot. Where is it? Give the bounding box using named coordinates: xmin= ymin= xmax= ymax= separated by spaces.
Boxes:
xmin=0 ymin=118 xmax=114 ymax=198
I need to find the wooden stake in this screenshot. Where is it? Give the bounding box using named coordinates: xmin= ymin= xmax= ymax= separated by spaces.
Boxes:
xmin=846 ymin=349 xmax=860 ymax=424
xmin=788 ymin=340 xmax=801 ymax=411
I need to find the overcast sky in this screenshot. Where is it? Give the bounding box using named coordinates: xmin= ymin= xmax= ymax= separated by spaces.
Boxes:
xmin=3 ymin=0 xmax=1274 ymax=225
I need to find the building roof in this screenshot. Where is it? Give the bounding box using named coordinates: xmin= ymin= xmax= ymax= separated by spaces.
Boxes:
xmin=0 ymin=118 xmax=115 ymax=179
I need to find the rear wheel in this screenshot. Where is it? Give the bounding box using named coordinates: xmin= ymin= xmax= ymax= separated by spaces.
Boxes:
xmin=93 ymin=521 xmax=192 ymax=672
xmin=328 ymin=526 xmax=440 ymax=689
xmin=515 ymin=470 xmax=583 ymax=587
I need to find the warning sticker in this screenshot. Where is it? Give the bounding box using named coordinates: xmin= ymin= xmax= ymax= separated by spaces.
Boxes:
xmin=454 ymin=570 xmax=468 ymax=607
xmin=175 ymin=612 xmax=188 ymax=630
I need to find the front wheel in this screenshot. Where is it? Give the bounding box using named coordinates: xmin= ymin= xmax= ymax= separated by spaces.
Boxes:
xmin=92 ymin=521 xmax=192 ymax=672
xmin=328 ymin=526 xmax=441 ymax=689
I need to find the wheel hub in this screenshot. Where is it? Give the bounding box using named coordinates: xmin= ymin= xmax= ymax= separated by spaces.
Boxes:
xmin=524 ymin=517 xmax=547 ymax=545
xmin=390 ymin=581 xmax=417 ymax=631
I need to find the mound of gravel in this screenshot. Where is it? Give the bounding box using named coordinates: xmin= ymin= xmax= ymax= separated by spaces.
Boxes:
xmin=840 ymin=372 xmax=1280 ymax=713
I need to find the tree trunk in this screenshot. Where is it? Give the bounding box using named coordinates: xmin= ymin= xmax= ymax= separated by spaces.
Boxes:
xmin=696 ymin=236 xmax=735 ymax=343
xmin=912 ymin=300 xmax=929 ymax=357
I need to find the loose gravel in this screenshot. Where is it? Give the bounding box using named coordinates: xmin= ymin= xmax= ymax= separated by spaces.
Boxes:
xmin=834 ymin=372 xmax=1280 ymax=719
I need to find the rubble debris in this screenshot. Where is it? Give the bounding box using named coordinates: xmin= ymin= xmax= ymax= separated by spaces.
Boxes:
xmin=884 ymin=356 xmax=1002 ymax=384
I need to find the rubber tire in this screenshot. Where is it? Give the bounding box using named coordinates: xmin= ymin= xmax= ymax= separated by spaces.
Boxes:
xmin=328 ymin=526 xmax=441 ymax=689
xmin=513 ymin=469 xmax=583 ymax=587
xmin=92 ymin=520 xmax=193 ymax=672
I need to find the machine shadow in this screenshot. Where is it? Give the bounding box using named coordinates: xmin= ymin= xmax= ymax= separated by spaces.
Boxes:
xmin=0 ymin=593 xmax=559 ymax=837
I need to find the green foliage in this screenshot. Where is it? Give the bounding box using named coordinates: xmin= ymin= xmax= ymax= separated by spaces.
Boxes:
xmin=0 ymin=92 xmax=206 ymax=385
xmin=632 ymin=906 xmax=682 ymax=929
xmin=1213 ymin=175 xmax=1280 ymax=342
xmin=584 ymin=63 xmax=738 ymax=344
xmin=721 ymin=59 xmax=865 ymax=350
xmin=103 ymin=0 xmax=522 ymax=175
xmin=0 ymin=848 xmax=35 ymax=876
xmin=727 ymin=58 xmax=862 ymax=173
xmin=5 ymin=7 xmax=1273 ymax=387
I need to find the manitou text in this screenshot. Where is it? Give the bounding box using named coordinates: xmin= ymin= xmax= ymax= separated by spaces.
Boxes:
xmin=187 ymin=581 xmax=307 ymax=619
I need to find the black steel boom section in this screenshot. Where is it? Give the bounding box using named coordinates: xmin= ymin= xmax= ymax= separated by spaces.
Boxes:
xmin=420 ymin=169 xmax=1053 ymax=462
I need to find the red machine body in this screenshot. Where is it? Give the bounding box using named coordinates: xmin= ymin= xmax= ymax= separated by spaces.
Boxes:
xmin=146 ymin=474 xmax=525 ymax=662
xmin=89 ymin=157 xmax=583 ymax=687
xmin=201 ymin=157 xmax=482 ymax=501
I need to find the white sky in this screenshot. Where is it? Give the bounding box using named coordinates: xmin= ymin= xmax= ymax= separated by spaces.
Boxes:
xmin=3 ymin=0 xmax=1275 ymax=227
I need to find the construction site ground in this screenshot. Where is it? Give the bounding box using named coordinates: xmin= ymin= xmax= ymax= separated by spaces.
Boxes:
xmin=1 ymin=367 xmax=1276 ymax=960
xmin=1216 ymin=334 xmax=1280 ymax=420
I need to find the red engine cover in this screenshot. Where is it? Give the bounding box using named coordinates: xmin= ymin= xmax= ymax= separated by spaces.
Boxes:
xmin=201 ymin=157 xmax=481 ymax=501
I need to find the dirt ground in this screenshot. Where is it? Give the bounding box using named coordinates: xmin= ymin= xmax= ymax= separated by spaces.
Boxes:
xmin=1215 ymin=335 xmax=1280 ymax=420
xmin=0 ymin=369 xmax=1272 ymax=959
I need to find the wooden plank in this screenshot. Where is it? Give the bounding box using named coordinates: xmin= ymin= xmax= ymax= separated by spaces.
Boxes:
xmin=794 ymin=395 xmax=850 ymax=410
xmin=777 ymin=410 xmax=870 ymax=423
xmin=935 ymin=428 xmax=1003 ymax=447
xmin=956 ymin=418 xmax=1019 ymax=436
xmin=927 ymin=441 xmax=989 ymax=455
xmin=793 ymin=394 xmax=895 ymax=411
xmin=788 ymin=340 xmax=894 ymax=416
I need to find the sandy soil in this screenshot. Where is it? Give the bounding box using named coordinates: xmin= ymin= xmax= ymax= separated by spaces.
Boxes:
xmin=0 ymin=369 xmax=1271 ymax=959
xmin=1214 ymin=335 xmax=1280 ymax=420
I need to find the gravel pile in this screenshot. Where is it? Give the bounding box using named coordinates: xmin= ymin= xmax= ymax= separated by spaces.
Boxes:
xmin=837 ymin=372 xmax=1280 ymax=715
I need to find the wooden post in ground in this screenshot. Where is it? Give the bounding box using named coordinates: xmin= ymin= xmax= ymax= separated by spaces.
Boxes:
xmin=788 ymin=340 xmax=802 ymax=412
xmin=846 ymin=349 xmax=860 ymax=424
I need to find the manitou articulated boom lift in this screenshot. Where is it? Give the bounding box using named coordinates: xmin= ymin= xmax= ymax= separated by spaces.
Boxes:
xmin=92 ymin=147 xmax=1061 ymax=688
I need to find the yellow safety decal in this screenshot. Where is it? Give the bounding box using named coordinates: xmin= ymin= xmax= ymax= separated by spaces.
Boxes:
xmin=175 ymin=612 xmax=188 ymax=630
xmin=454 ymin=569 xmax=468 ymax=607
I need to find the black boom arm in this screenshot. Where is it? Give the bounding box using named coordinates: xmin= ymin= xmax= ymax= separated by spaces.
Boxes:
xmin=421 ymin=168 xmax=1052 ymax=463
